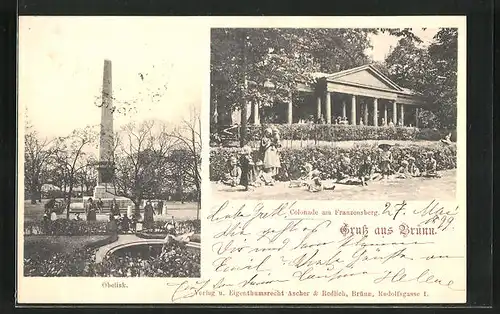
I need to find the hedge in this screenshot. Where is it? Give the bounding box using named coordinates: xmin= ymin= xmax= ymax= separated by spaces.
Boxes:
xmin=210 ymin=143 xmax=457 ymax=182
xmin=24 ymin=220 xmax=110 ymax=236
xmin=24 ymin=219 xmax=201 ymax=236
xmin=135 ymin=232 xmax=201 ymax=243
xmin=211 ymin=124 xmax=457 ymax=144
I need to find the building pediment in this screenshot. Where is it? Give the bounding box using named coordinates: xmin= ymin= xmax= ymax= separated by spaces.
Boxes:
xmin=324 ymin=64 xmax=404 ymax=93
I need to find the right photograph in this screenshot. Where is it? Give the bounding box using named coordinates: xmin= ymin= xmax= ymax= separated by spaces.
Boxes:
xmin=209 ymin=28 xmax=458 ymax=200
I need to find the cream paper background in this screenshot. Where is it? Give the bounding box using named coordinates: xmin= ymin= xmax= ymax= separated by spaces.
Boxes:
xmin=17 ymin=15 xmax=467 ymax=304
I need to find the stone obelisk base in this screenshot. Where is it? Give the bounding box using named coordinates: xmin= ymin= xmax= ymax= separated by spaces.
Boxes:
xmin=93 ymin=184 xmax=117 ymax=199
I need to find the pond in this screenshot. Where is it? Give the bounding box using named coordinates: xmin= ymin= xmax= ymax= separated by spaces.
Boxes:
xmin=97 ymin=241 xmax=201 ymax=277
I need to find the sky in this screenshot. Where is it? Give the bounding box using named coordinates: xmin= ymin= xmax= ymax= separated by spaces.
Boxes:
xmin=19 ymin=17 xmax=206 ymax=139
xmin=367 ymin=28 xmax=439 ymax=61
xmin=19 ymin=17 xmax=438 ymax=139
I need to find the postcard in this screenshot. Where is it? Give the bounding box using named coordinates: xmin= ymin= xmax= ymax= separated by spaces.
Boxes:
xmin=17 ymin=15 xmax=466 ymax=304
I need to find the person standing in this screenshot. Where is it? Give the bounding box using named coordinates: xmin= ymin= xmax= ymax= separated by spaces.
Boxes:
xmin=121 ymin=214 xmax=130 ymax=233
xmin=96 ymin=198 xmax=104 ymax=213
xmin=157 ymin=200 xmax=164 ymax=216
xmin=143 ymin=200 xmax=155 ymax=230
xmin=358 ymin=155 xmax=374 ymax=186
xmin=111 ymin=198 xmax=120 ymax=216
xmin=86 ymin=198 xmax=97 ymax=221
xmin=260 ymin=127 xmax=281 ymax=178
xmin=239 ymin=146 xmax=253 ymax=191
xmin=379 ymin=144 xmax=394 ymax=179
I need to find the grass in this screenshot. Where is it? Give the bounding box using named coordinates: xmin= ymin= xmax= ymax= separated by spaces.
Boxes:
xmin=23 ymin=201 xmax=200 ymax=222
xmin=211 ymin=169 xmax=456 ymax=201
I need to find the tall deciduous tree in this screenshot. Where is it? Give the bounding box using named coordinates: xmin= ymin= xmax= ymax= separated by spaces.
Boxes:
xmin=426 ymin=28 xmax=458 ymax=128
xmin=113 ymin=120 xmax=175 ymax=212
xmin=169 ymin=105 xmax=202 ymax=217
xmin=53 ymin=126 xmax=98 ymax=218
xmin=24 ymin=125 xmax=58 ymax=204
xmin=384 ymin=28 xmax=458 ymax=128
xmin=211 ymin=28 xmax=384 ymax=145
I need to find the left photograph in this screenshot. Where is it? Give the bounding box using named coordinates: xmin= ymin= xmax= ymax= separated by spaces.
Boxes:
xmin=19 ymin=17 xmax=202 ymax=277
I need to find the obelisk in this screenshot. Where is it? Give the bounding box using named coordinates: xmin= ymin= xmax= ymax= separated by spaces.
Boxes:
xmin=94 ymin=59 xmax=116 ymax=199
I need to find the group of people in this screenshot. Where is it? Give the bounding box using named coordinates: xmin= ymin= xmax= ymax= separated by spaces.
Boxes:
xmin=220 ymin=127 xmax=282 ymax=190
xmin=220 ymin=138 xmax=443 ymax=193
xmin=41 ymin=197 xmax=167 ymax=233
xmin=289 ymin=145 xmax=442 ymax=192
xmin=84 ymin=197 xmax=121 ymax=221
xmin=295 ymin=115 xmax=406 ymax=127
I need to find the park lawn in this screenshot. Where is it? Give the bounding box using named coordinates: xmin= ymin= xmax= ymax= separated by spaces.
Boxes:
xmin=24 ymin=235 xmax=111 ymax=256
xmin=211 ymin=169 xmax=456 ymax=201
xmin=23 ymin=201 xmax=200 ymax=222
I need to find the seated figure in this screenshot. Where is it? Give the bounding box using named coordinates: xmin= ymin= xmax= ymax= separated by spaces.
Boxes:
xmin=289 ymin=163 xmax=313 ymax=188
xmin=422 ymin=152 xmax=441 ymax=178
xmin=220 ymin=156 xmax=241 ymax=187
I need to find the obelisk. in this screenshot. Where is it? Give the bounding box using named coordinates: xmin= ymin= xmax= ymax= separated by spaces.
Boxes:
xmin=94 ymin=59 xmax=116 ymax=199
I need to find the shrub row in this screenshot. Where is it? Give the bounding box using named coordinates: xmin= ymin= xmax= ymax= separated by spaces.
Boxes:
xmin=213 ymin=124 xmax=457 ymax=144
xmin=24 ymin=219 xmax=201 ymax=236
xmin=135 ymin=232 xmax=201 ymax=243
xmin=210 ymin=143 xmax=457 ymax=181
xmin=143 ymin=220 xmax=201 ymax=234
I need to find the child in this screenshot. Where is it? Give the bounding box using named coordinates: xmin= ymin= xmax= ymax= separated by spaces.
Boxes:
xmin=358 ymin=155 xmax=374 ymax=186
xmin=337 ymin=153 xmax=353 ymax=183
xmin=253 ymin=161 xmax=274 ymax=187
xmin=239 ymin=146 xmax=254 ymax=191
xmin=307 ymin=170 xmax=323 ymax=192
xmin=221 ymin=156 xmax=241 ymax=187
xmin=408 ymin=156 xmax=421 ymax=177
xmin=379 ymin=144 xmax=393 ymax=179
xmin=395 ymin=160 xmax=410 ymax=179
xmin=440 ymin=133 xmax=453 ymax=145
xmin=423 ymin=151 xmax=440 ymax=178
xmin=289 ymin=162 xmax=313 ymax=188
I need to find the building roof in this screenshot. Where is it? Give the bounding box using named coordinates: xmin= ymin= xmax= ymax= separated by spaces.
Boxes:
xmin=319 ymin=64 xmax=420 ymax=96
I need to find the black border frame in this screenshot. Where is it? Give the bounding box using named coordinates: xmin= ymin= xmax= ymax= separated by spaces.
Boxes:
xmin=1 ymin=0 xmax=494 ymax=311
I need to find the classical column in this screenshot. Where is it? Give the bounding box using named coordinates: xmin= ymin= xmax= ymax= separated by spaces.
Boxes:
xmin=325 ymin=92 xmax=332 ymax=124
xmin=316 ymin=95 xmax=322 ymax=120
xmin=363 ymin=103 xmax=369 ymax=125
xmin=383 ymin=103 xmax=388 ymax=125
xmin=342 ymin=101 xmax=347 ymax=118
xmin=415 ymin=107 xmax=419 ymax=128
xmin=373 ymin=98 xmax=378 ymax=127
xmin=392 ymin=101 xmax=397 ymax=125
xmin=400 ymin=104 xmax=405 ymax=126
xmin=351 ymin=95 xmax=357 ymax=125
xmin=253 ymin=101 xmax=260 ymax=125
xmin=287 ymin=92 xmax=293 ymax=125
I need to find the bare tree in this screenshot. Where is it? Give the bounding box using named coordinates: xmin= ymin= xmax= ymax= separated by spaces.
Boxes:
xmin=52 ymin=126 xmax=98 ymax=219
xmin=75 ymin=153 xmax=98 ymax=195
xmin=169 ymin=105 xmax=202 ymax=218
xmin=113 ymin=120 xmax=176 ymax=212
xmin=24 ymin=123 xmax=59 ymax=204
